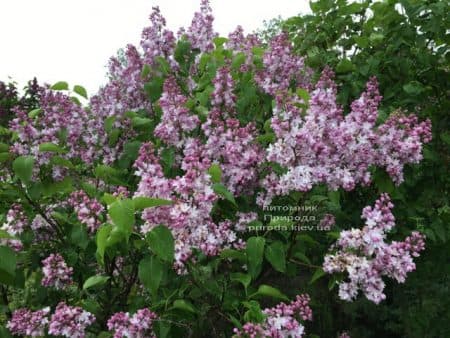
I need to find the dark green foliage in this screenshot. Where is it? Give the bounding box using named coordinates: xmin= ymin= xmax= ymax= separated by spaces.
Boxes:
xmin=262 ymin=0 xmax=449 ymax=336
xmin=0 ymin=78 xmax=40 ymax=126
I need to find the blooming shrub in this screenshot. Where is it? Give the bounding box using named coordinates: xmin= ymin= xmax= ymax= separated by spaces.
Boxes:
xmin=0 ymin=1 xmax=431 ymax=337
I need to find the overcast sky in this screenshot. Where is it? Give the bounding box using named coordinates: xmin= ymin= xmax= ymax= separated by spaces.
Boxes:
xmin=0 ymin=0 xmax=310 ymax=95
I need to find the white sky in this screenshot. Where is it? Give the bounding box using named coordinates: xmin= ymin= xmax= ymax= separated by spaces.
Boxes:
xmin=0 ymin=0 xmax=310 ymax=95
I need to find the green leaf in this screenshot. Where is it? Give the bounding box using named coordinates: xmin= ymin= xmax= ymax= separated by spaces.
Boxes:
xmin=51 ymin=81 xmax=69 ymax=90
xmin=133 ymin=197 xmax=172 ymax=210
xmin=212 ymin=183 xmax=237 ymax=206
xmin=336 ymin=58 xmax=354 ymax=73
xmin=369 ymin=32 xmax=384 ymax=45
xmin=253 ymin=284 xmax=288 ymax=301
xmin=144 ymin=76 xmax=164 ymax=103
xmin=265 ymin=241 xmax=286 ymax=272
xmin=246 ymin=237 xmax=265 ymax=279
xmin=0 ymin=246 xmax=16 ymax=277
xmin=108 ymin=199 xmax=135 ymax=234
xmin=12 ymin=155 xmax=35 ymax=183
xmin=220 ymin=248 xmax=246 ymax=262
xmin=131 ymin=117 xmax=153 ymax=128
xmin=403 ymin=81 xmax=425 ymax=95
xmin=208 ymin=164 xmax=222 ymax=183
xmin=146 ymin=225 xmax=174 ymax=262
xmin=102 ymin=193 xmax=117 ymax=205
xmin=73 ymin=85 xmax=88 ymax=99
xmin=39 ymin=142 xmax=66 ymax=153
xmin=96 ymin=224 xmax=112 ymax=264
xmin=0 ymin=230 xmax=16 ymax=240
xmin=230 ymin=273 xmax=251 ymax=291
xmin=138 ymin=256 xmax=164 ymax=296
xmin=28 ymin=108 xmax=42 ymax=118
xmin=309 ymin=268 xmax=326 ymax=285
xmin=293 ymin=251 xmax=311 ymax=264
xmin=94 ymin=164 xmax=124 ymax=185
xmin=171 ymin=299 xmax=197 ymax=314
xmin=174 ymin=39 xmax=192 ymax=65
xmin=213 ymin=37 xmax=228 ymax=48
xmin=160 ymin=147 xmax=175 ymax=176
xmin=83 ymin=275 xmax=110 ymax=290
xmin=70 ymin=224 xmax=88 ymax=249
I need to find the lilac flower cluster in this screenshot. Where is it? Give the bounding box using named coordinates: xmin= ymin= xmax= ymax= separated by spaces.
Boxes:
xmin=255 ymin=32 xmax=311 ymax=95
xmin=6 ymin=307 xmax=50 ymax=337
xmin=68 ymin=190 xmax=104 ymax=233
xmin=107 ymin=308 xmax=158 ymax=338
xmin=233 ymin=294 xmax=313 ymax=338
xmin=202 ymin=108 xmax=264 ymax=194
xmin=211 ymin=66 xmax=236 ymax=110
xmin=48 ymin=302 xmax=96 ymax=338
xmin=259 ymin=69 xmax=432 ymax=206
xmin=134 ymin=140 xmax=244 ymax=272
xmin=7 ymin=303 xmax=95 ymax=338
xmin=227 ymin=26 xmax=261 ymax=72
xmin=9 ymin=89 xmax=99 ymax=179
xmin=154 ymin=77 xmax=200 ymax=148
xmin=0 ymin=203 xmax=28 ymax=251
xmin=89 ymin=5 xmax=177 ymax=164
xmin=41 ymin=253 xmax=73 ymax=289
xmin=323 ymin=194 xmax=426 ymax=303
xmin=186 ymin=0 xmax=217 ymax=52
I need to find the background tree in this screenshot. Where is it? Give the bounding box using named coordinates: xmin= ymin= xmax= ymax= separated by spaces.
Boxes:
xmin=261 ymin=0 xmax=449 ymax=336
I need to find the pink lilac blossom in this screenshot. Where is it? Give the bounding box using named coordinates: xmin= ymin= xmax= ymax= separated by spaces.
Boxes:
xmin=255 ymin=32 xmax=311 ymax=95
xmin=227 ymin=26 xmax=261 ymax=72
xmin=31 ymin=214 xmax=54 ymax=242
xmin=41 ymin=253 xmax=73 ymax=289
xmin=1 ymin=203 xmax=27 ymax=235
xmin=323 ymin=194 xmax=426 ymax=304
xmin=134 ymin=140 xmax=243 ymax=272
xmin=48 ymin=302 xmax=95 ymax=338
xmin=186 ymin=0 xmax=217 ymax=53
xmin=89 ymin=6 xmax=177 ymax=164
xmin=0 ymin=203 xmax=27 ymax=251
xmin=9 ymin=89 xmax=99 ymax=176
xmin=259 ymin=69 xmax=432 ymax=206
xmin=318 ymin=214 xmax=336 ymax=229
xmin=68 ymin=190 xmax=104 ymax=233
xmin=234 ymin=294 xmax=312 ymax=338
xmin=211 ymin=66 xmax=236 ymax=110
xmin=7 ymin=307 xmax=50 ymax=337
xmin=107 ymin=308 xmax=158 ymax=338
xmin=202 ymin=109 xmax=264 ymax=195
xmin=235 ymin=212 xmax=259 ymax=232
xmin=154 ymin=77 xmax=200 ymax=148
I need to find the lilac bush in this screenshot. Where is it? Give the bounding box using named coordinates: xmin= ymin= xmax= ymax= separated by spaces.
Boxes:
xmin=0 ymin=1 xmax=431 ymax=337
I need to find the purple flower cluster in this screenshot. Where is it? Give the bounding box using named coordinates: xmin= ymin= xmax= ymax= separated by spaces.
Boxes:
xmin=211 ymin=66 xmax=236 ymax=110
xmin=154 ymin=77 xmax=200 ymax=148
xmin=48 ymin=302 xmax=96 ymax=338
xmin=234 ymin=294 xmax=313 ymax=338
xmin=203 ymin=109 xmax=264 ymax=194
xmin=134 ymin=141 xmax=244 ymax=272
xmin=186 ymin=0 xmax=217 ymax=52
xmin=9 ymin=89 xmax=99 ymax=179
xmin=68 ymin=190 xmax=104 ymax=233
xmin=7 ymin=307 xmax=50 ymax=337
xmin=41 ymin=253 xmax=73 ymax=289
xmin=323 ymin=194 xmax=426 ymax=303
xmin=255 ymin=32 xmax=311 ymax=95
xmin=107 ymin=308 xmax=158 ymax=338
xmin=0 ymin=203 xmax=28 ymax=251
xmin=258 ymin=69 xmax=432 ymax=206
xmin=7 ymin=303 xmax=95 ymax=338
